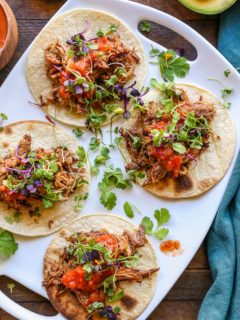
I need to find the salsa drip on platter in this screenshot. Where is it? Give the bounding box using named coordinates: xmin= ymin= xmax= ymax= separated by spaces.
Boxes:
xmin=120 ymin=83 xmax=216 ymax=186
xmin=0 ymin=134 xmax=86 ymax=212
xmin=44 ymin=226 xmax=159 ymax=319
xmin=42 ymin=23 xmax=141 ymax=127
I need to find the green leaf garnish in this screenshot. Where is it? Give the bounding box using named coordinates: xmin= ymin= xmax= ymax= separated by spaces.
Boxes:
xmin=89 ymin=137 xmax=101 ymax=151
xmin=100 ymin=191 xmax=117 ymax=210
xmin=141 ymin=208 xmax=170 ymax=240
xmin=151 ymin=49 xmax=190 ymax=81
xmin=140 ymin=20 xmax=151 ymax=32
xmin=224 ymin=69 xmax=231 ymax=77
xmin=72 ymin=128 xmax=84 ymax=138
xmin=123 ymin=201 xmax=134 ymax=218
xmin=0 ymin=230 xmax=18 ymax=257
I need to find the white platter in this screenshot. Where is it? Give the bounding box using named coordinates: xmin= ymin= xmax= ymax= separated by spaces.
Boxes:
xmin=0 ymin=0 xmax=240 ymax=319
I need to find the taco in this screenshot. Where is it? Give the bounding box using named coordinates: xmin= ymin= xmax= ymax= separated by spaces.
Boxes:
xmin=43 ymin=214 xmax=159 ymax=320
xmin=119 ymin=83 xmax=235 ymax=198
xmin=26 ymin=9 xmax=146 ymax=129
xmin=0 ymin=121 xmax=90 ymax=236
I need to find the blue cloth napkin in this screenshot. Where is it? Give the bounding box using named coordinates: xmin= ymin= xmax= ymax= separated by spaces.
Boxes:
xmin=198 ymin=2 xmax=240 ymax=320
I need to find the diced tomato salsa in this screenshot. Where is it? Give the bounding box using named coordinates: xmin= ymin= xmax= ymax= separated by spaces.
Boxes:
xmin=151 ymin=146 xmax=182 ymax=177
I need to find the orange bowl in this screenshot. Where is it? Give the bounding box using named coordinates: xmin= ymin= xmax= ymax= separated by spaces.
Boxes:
xmin=0 ymin=0 xmax=18 ymax=70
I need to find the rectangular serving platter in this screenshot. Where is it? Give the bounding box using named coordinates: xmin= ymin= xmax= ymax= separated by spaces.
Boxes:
xmin=0 ymin=0 xmax=240 ymax=319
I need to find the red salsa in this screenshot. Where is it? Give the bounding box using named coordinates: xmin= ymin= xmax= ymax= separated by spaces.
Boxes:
xmin=0 ymin=5 xmax=7 ymax=49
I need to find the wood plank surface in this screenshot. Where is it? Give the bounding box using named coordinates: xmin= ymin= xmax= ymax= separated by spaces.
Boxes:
xmin=0 ymin=0 xmax=217 ymax=319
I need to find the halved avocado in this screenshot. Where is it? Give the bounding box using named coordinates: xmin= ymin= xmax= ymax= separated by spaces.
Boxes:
xmin=178 ymin=0 xmax=236 ymax=14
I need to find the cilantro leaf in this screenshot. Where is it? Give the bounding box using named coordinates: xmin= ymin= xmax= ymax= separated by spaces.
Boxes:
xmin=150 ymin=46 xmax=160 ymax=57
xmin=89 ymin=137 xmax=101 ymax=151
xmin=100 ymin=191 xmax=117 ymax=210
xmin=141 ymin=208 xmax=171 ymax=241
xmin=153 ymin=228 xmax=169 ymax=240
xmin=224 ymin=69 xmax=231 ymax=77
xmin=152 ymin=49 xmax=190 ymax=82
xmin=0 ymin=113 xmax=8 ymax=121
xmin=90 ymin=166 xmax=100 ymax=176
xmin=123 ymin=201 xmax=134 ymax=218
xmin=98 ymin=165 xmax=132 ymax=210
xmin=141 ymin=216 xmax=154 ymax=234
xmin=154 ymin=208 xmax=170 ymax=227
xmin=77 ymin=146 xmax=87 ymax=167
xmin=0 ymin=230 xmax=18 ymax=257
xmin=123 ymin=201 xmax=142 ymax=218
xmin=140 ymin=20 xmax=151 ymax=32
xmin=72 ymin=128 xmax=84 ymax=138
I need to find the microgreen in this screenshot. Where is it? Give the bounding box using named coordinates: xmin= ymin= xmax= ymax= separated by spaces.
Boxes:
xmin=7 ymin=283 xmax=15 ymax=294
xmin=0 ymin=113 xmax=8 ymax=131
xmin=87 ymin=302 xmax=105 ymax=314
xmin=221 ymin=88 xmax=233 ymax=109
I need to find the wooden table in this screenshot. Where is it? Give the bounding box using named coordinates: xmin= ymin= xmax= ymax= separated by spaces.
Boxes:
xmin=0 ymin=0 xmax=218 ymax=318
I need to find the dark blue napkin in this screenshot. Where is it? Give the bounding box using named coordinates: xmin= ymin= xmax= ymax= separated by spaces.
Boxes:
xmin=198 ymin=2 xmax=240 ymax=319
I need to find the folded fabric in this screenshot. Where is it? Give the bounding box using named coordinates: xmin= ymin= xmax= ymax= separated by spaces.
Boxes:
xmin=198 ymin=2 xmax=240 ymax=319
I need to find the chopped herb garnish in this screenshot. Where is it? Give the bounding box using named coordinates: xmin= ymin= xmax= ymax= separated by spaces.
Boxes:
xmin=224 ymin=69 xmax=231 ymax=77
xmin=140 ymin=20 xmax=151 ymax=32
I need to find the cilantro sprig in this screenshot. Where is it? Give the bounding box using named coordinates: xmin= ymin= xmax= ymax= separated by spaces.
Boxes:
xmin=98 ymin=165 xmax=132 ymax=210
xmin=150 ymin=48 xmax=190 ymax=82
xmin=141 ymin=208 xmax=170 ymax=240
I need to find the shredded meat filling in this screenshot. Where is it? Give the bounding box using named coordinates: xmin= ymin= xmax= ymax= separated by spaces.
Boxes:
xmin=120 ymin=91 xmax=215 ymax=186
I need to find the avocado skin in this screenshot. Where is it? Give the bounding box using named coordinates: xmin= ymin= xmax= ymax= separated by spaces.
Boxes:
xmin=178 ymin=0 xmax=236 ymax=15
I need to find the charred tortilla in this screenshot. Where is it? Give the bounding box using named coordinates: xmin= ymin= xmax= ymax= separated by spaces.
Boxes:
xmin=0 ymin=121 xmax=90 ymax=236
xmin=43 ymin=214 xmax=158 ymax=320
xmin=26 ymin=9 xmax=146 ymax=127
xmin=119 ymin=84 xmax=235 ymax=198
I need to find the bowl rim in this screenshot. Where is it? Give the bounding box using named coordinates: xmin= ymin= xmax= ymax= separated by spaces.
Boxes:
xmin=0 ymin=2 xmax=11 ymax=53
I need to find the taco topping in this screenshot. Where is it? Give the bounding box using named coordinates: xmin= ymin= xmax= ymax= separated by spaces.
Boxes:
xmin=43 ymin=226 xmax=159 ymax=319
xmin=120 ymin=83 xmax=216 ymax=185
xmin=0 ymin=134 xmax=87 ymax=212
xmin=42 ymin=24 xmax=141 ymax=127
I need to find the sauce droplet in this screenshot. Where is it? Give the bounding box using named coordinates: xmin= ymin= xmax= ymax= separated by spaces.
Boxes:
xmin=160 ymin=240 xmax=184 ymax=257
